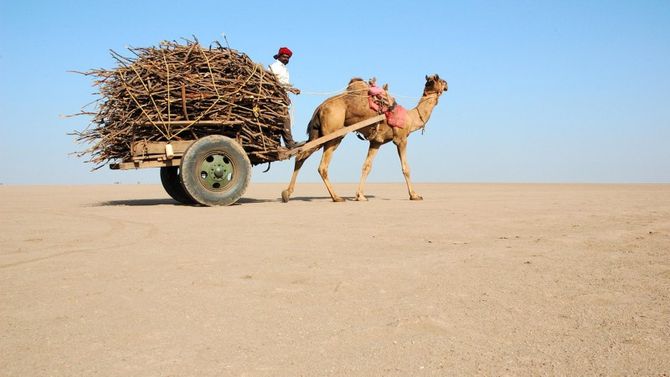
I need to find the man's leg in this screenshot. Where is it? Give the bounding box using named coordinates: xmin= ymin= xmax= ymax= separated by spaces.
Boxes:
xmin=282 ymin=115 xmax=302 ymax=149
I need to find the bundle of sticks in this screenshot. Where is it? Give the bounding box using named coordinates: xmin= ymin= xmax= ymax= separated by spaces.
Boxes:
xmin=73 ymin=39 xmax=290 ymax=168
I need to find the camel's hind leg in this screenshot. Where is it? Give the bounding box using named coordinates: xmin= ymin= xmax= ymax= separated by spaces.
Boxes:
xmin=318 ymin=138 xmax=345 ymax=202
xmin=281 ymin=150 xmax=316 ymax=203
xmin=355 ymin=141 xmax=382 ymax=201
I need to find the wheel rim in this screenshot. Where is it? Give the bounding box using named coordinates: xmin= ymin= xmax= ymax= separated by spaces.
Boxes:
xmin=197 ymin=152 xmax=235 ymax=191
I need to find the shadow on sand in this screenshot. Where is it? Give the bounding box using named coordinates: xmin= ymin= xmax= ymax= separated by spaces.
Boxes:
xmin=96 ymin=195 xmax=377 ymax=207
xmin=282 ymin=195 xmax=377 ymax=202
xmin=96 ymin=198 xmax=185 ymax=207
xmin=97 ymin=197 xmax=279 ymax=207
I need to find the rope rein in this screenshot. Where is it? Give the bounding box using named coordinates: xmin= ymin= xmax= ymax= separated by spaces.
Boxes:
xmin=301 ymin=87 xmax=422 ymax=101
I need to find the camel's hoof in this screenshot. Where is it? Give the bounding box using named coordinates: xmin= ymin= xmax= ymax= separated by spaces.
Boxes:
xmin=281 ymin=190 xmax=290 ymax=203
xmin=410 ymin=195 xmax=423 ymax=201
xmin=333 ymin=196 xmax=345 ymax=203
xmin=355 ymin=194 xmax=368 ymax=201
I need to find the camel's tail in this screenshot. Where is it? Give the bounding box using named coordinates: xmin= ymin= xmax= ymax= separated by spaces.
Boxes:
xmin=306 ymin=106 xmax=322 ymax=142
xmin=292 ymin=106 xmax=323 ymax=161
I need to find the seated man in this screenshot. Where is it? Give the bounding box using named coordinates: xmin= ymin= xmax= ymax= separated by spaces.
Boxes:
xmin=269 ymin=47 xmax=303 ymax=148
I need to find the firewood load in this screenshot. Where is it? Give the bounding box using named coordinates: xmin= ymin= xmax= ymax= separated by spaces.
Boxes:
xmin=73 ymin=39 xmax=290 ymax=168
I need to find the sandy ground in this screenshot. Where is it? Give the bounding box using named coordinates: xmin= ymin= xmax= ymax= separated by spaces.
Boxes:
xmin=1 ymin=183 xmax=669 ymax=376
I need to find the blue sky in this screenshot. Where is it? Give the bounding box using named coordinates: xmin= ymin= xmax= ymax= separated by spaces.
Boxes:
xmin=1 ymin=0 xmax=669 ymax=184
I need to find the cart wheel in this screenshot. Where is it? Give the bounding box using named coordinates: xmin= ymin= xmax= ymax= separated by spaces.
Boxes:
xmin=180 ymin=135 xmax=251 ymax=206
xmin=160 ymin=166 xmax=196 ymax=204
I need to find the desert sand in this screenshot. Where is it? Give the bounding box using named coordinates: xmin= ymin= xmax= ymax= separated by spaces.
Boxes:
xmin=1 ymin=183 xmax=669 ymax=376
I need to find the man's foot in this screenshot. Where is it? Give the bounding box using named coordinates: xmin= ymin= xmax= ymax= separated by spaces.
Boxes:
xmin=285 ymin=140 xmax=305 ymax=149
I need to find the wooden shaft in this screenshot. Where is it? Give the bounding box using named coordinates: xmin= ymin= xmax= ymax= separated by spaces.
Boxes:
xmin=284 ymin=115 xmax=385 ymax=157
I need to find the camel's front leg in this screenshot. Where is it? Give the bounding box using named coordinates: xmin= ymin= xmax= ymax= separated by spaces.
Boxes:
xmin=318 ymin=139 xmax=345 ymax=202
xmin=396 ymin=140 xmax=422 ymax=200
xmin=355 ymin=142 xmax=382 ymax=201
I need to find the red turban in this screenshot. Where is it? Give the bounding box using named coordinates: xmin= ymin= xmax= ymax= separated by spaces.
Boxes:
xmin=275 ymin=47 xmax=293 ymax=58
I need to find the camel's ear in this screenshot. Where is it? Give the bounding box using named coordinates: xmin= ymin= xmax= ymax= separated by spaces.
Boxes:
xmin=383 ymin=83 xmax=389 ymax=91
xmin=425 ymin=75 xmax=429 ymax=81
xmin=435 ymin=74 xmax=440 ymax=81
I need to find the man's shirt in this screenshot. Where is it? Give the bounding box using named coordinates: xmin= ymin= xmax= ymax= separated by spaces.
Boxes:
xmin=269 ymin=60 xmax=290 ymax=86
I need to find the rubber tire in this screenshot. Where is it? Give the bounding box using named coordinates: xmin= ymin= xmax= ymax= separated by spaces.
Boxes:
xmin=180 ymin=135 xmax=251 ymax=206
xmin=160 ymin=166 xmax=196 ymax=204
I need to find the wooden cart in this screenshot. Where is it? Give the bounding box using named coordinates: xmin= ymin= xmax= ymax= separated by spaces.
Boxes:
xmin=110 ymin=115 xmax=385 ymax=206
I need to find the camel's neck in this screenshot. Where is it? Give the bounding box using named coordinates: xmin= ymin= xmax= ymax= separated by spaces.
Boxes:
xmin=408 ymin=93 xmax=439 ymax=133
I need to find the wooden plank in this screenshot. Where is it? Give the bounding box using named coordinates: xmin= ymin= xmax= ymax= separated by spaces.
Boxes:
xmin=110 ymin=159 xmax=181 ymax=170
xmin=281 ymin=115 xmax=385 ymax=158
xmin=131 ymin=140 xmax=194 ymax=156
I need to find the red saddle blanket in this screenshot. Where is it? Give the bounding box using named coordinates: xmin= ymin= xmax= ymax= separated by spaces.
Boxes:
xmin=385 ymin=104 xmax=407 ymax=129
xmin=368 ymin=85 xmax=407 ymax=128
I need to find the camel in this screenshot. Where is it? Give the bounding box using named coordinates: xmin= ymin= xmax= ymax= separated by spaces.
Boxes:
xmin=281 ymin=74 xmax=448 ymax=203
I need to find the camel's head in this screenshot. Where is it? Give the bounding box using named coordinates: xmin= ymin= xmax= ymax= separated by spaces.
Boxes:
xmin=423 ymin=74 xmax=448 ymax=96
